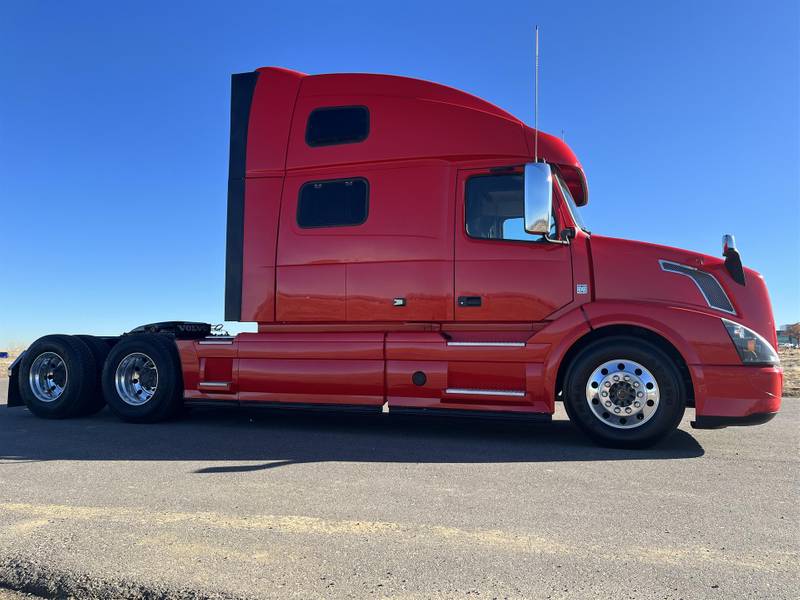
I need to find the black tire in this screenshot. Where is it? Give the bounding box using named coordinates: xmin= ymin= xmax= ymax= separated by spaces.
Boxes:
xmin=17 ymin=335 xmax=97 ymax=419
xmin=101 ymin=334 xmax=183 ymax=423
xmin=75 ymin=335 xmax=111 ymax=415
xmin=563 ymin=337 xmax=686 ymax=448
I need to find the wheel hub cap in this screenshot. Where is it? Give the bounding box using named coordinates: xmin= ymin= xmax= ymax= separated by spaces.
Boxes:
xmin=585 ymin=359 xmax=660 ymax=429
xmin=609 ymin=381 xmax=636 ymax=406
xmin=115 ymin=353 xmax=158 ymax=406
xmin=29 ymin=352 xmax=68 ymax=402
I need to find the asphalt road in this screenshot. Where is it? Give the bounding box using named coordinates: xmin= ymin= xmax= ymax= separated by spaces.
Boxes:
xmin=0 ymin=376 xmax=797 ymax=599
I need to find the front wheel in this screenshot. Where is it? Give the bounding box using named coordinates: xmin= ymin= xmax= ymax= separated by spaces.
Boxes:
xmin=563 ymin=337 xmax=686 ymax=448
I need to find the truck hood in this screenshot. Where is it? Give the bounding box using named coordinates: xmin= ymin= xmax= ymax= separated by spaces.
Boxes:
xmin=588 ymin=235 xmax=777 ymax=345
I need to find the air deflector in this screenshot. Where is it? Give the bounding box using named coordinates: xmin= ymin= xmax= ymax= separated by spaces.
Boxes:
xmin=224 ymin=71 xmax=259 ymax=321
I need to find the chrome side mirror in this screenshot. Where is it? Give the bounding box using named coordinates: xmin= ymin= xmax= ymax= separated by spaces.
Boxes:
xmin=524 ymin=162 xmax=553 ymax=235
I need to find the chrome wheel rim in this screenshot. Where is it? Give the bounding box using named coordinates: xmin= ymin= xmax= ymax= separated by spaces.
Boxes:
xmin=29 ymin=352 xmax=68 ymax=402
xmin=585 ymin=359 xmax=660 ymax=429
xmin=115 ymin=353 xmax=158 ymax=406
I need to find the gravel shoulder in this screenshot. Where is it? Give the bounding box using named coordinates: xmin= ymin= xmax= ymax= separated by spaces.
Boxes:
xmin=0 ymin=589 xmax=42 ymax=600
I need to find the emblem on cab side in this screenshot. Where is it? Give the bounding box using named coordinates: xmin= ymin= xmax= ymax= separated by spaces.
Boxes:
xmin=576 ymin=284 xmax=589 ymax=295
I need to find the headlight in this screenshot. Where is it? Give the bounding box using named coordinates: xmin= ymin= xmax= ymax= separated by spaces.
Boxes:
xmin=722 ymin=319 xmax=779 ymax=365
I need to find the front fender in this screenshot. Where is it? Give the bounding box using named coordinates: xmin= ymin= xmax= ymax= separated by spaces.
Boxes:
xmin=529 ymin=307 xmax=593 ymax=410
xmin=581 ymin=300 xmax=741 ymax=366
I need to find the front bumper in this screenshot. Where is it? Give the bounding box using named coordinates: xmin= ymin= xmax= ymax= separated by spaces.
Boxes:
xmin=690 ymin=364 xmax=782 ymax=422
xmin=691 ymin=411 xmax=777 ymax=429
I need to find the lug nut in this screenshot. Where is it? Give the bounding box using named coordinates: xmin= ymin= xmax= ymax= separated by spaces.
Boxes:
xmin=613 ymin=375 xmax=620 ymax=381
xmin=605 ymin=401 xmax=612 ymax=407
xmin=601 ymin=391 xmax=608 ymax=397
xmin=633 ymin=382 xmax=640 ymax=387
xmin=624 ymin=375 xmax=630 ymax=381
xmin=637 ymin=392 xmax=644 ymax=398
xmin=634 ymin=401 xmax=641 ymax=408
xmin=614 ymin=407 xmax=621 ymax=413
xmin=625 ymin=407 xmax=632 ymax=413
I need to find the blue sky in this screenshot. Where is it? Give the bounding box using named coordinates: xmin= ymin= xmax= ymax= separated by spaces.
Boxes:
xmin=1 ymin=0 xmax=798 ymax=347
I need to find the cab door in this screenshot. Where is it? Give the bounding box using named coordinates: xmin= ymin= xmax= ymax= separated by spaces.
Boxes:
xmin=454 ymin=167 xmax=573 ymax=322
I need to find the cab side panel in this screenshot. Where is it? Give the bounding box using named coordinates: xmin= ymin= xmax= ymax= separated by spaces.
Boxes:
xmin=241 ymin=177 xmax=282 ymax=322
xmin=276 ymin=164 xmax=454 ymax=322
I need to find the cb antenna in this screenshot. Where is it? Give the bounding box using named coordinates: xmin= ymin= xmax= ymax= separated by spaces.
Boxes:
xmin=534 ymin=25 xmax=540 ymax=162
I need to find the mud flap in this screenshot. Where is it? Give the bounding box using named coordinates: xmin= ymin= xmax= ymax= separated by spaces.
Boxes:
xmin=6 ymin=352 xmax=25 ymax=407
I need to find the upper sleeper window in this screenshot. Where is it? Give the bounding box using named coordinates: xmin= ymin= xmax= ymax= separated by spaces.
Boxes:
xmin=305 ymin=106 xmax=370 ymax=147
xmin=297 ymin=178 xmax=369 ymax=228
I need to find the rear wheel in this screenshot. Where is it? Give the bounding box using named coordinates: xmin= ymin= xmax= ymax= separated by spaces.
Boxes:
xmin=101 ymin=334 xmax=183 ymax=423
xmin=563 ymin=337 xmax=686 ymax=448
xmin=18 ymin=335 xmax=97 ymax=419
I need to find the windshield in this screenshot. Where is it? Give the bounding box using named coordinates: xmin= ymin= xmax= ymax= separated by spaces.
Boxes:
xmin=554 ymin=172 xmax=589 ymax=233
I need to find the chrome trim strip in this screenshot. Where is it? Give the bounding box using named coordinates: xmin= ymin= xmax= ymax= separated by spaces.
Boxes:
xmin=198 ymin=340 xmax=234 ymax=345
xmin=199 ymin=382 xmax=232 ymax=387
xmin=447 ymin=342 xmax=526 ymax=347
xmin=659 ymin=259 xmax=736 ymax=315
xmin=445 ymin=388 xmax=526 ymax=398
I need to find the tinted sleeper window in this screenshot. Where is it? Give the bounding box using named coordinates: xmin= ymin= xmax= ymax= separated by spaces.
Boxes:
xmin=297 ymin=179 xmax=369 ymax=228
xmin=306 ymin=106 xmax=369 ymax=146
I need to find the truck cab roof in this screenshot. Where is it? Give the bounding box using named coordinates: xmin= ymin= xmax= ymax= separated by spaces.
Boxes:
xmin=242 ymin=67 xmax=586 ymax=205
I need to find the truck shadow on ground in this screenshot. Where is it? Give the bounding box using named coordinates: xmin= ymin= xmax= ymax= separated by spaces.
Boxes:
xmin=0 ymin=402 xmax=705 ymax=470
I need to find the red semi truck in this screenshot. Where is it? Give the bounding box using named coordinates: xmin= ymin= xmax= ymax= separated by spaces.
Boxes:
xmin=7 ymin=67 xmax=782 ymax=447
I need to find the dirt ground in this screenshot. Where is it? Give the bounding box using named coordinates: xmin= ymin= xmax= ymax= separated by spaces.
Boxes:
xmin=779 ymin=347 xmax=800 ymax=396
xmin=0 ymin=350 xmax=20 ymax=374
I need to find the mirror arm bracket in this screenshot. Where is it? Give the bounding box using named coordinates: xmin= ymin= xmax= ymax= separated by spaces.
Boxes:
xmin=559 ymin=227 xmax=576 ymax=242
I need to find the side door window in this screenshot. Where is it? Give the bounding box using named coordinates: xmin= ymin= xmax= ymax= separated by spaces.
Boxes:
xmin=465 ymin=174 xmax=557 ymax=242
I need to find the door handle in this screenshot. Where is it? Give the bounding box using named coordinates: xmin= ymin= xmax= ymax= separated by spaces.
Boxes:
xmin=458 ymin=296 xmax=482 ymax=307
